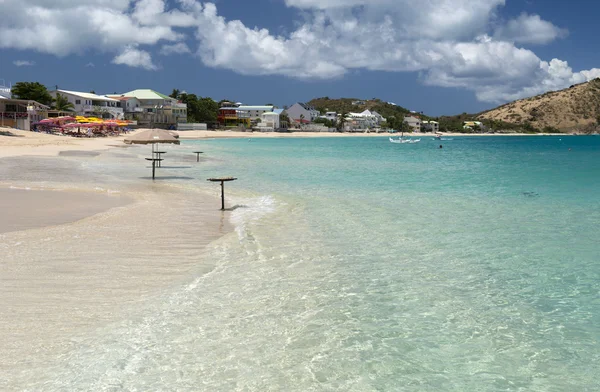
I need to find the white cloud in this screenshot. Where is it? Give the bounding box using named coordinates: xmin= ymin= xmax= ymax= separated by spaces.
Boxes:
xmin=85 ymin=62 xmax=95 ymax=67
xmin=160 ymin=42 xmax=191 ymax=55
xmin=112 ymin=45 xmax=158 ymax=70
xmin=13 ymin=60 xmax=35 ymax=66
xmin=0 ymin=0 xmax=181 ymax=56
xmin=0 ymin=0 xmax=597 ymax=104
xmin=494 ymin=13 xmax=568 ymax=44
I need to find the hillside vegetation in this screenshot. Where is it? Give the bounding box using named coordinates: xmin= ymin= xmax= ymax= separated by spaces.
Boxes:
xmin=307 ymin=97 xmax=420 ymax=121
xmin=477 ymin=78 xmax=600 ymax=132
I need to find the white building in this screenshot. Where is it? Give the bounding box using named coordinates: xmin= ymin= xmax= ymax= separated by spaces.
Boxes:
xmin=403 ymin=116 xmax=422 ymax=132
xmin=371 ymin=111 xmax=385 ymax=125
xmin=422 ymin=120 xmax=439 ymax=132
xmin=343 ymin=110 xmax=383 ymax=130
xmin=318 ymin=111 xmax=338 ymax=124
xmin=50 ymin=89 xmax=123 ymax=119
xmin=256 ymin=112 xmax=280 ymax=131
xmin=111 ymin=89 xmax=187 ymax=124
xmin=0 ymin=84 xmax=11 ymax=99
xmin=236 ymin=105 xmax=274 ymax=120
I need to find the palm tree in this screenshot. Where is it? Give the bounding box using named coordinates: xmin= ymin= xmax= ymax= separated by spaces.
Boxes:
xmin=337 ymin=112 xmax=347 ymax=132
xmin=170 ymin=89 xmax=181 ymax=99
xmin=53 ymin=93 xmax=74 ymax=112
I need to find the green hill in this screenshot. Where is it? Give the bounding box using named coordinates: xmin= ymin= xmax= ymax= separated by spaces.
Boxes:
xmin=307 ymin=97 xmax=424 ymax=123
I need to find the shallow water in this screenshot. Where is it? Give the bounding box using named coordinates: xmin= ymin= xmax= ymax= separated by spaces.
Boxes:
xmin=2 ymin=136 xmax=600 ymax=391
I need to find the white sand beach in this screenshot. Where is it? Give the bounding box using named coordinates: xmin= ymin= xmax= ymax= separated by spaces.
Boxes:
xmin=0 ymin=129 xmax=235 ymax=389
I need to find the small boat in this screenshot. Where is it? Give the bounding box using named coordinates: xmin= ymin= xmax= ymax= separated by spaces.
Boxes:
xmin=389 ymin=131 xmax=420 ymax=144
xmin=431 ymin=137 xmax=453 ymax=141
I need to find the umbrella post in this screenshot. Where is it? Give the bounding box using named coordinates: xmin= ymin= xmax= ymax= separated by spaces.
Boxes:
xmin=207 ymin=177 xmax=238 ymax=210
xmin=145 ymin=158 xmax=162 ymax=180
xmin=220 ymin=181 xmax=225 ymax=210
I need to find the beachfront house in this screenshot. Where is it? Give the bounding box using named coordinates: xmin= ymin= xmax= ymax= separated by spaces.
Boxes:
xmin=341 ymin=110 xmax=383 ymax=131
xmin=50 ymin=90 xmax=123 ymax=119
xmin=110 ymin=89 xmax=188 ymax=128
xmin=422 ymin=120 xmax=439 ymax=133
xmin=236 ymin=105 xmax=274 ymax=120
xmin=463 ymin=121 xmax=484 ymax=131
xmin=273 ymin=108 xmax=289 ymax=129
xmin=323 ymin=111 xmax=338 ymax=122
xmin=0 ymin=97 xmax=49 ymax=130
xmin=255 ymin=112 xmax=281 ymax=131
xmin=218 ymin=105 xmax=247 ymax=127
xmin=403 ymin=116 xmax=422 ymax=132
xmin=106 ymin=95 xmax=142 ymax=116
xmin=371 ymin=111 xmax=385 ymax=125
xmin=286 ymin=102 xmax=320 ymax=124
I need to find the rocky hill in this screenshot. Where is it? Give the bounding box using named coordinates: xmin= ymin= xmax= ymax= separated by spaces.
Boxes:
xmin=478 ymin=78 xmax=600 ymax=132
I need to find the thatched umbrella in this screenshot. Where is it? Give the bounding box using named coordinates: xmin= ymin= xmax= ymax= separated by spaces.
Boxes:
xmin=124 ymin=129 xmax=180 ymax=179
xmin=124 ymin=129 xmax=181 ymax=145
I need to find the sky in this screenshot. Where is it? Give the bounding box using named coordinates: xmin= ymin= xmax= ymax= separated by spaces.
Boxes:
xmin=1 ymin=0 xmax=599 ymax=116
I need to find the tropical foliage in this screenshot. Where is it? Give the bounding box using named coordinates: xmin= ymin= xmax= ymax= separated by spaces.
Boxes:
xmin=170 ymin=89 xmax=219 ymax=123
xmin=53 ymin=93 xmax=75 ymax=111
xmin=11 ymin=81 xmax=53 ymax=106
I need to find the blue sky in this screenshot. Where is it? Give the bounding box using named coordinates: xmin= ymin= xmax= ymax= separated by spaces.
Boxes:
xmin=1 ymin=0 xmax=599 ymax=116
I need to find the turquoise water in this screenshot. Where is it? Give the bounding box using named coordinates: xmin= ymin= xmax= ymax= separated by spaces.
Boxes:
xmin=15 ymin=136 xmax=600 ymax=390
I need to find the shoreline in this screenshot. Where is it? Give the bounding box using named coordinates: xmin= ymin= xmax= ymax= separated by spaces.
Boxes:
xmin=1 ymin=126 xmax=575 ymax=157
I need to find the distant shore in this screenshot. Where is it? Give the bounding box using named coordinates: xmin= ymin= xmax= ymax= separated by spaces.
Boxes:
xmin=0 ymin=127 xmax=575 ymax=157
xmin=177 ymin=129 xmax=572 ymax=139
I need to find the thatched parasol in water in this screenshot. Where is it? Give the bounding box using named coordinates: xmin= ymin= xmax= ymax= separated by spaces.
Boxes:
xmin=123 ymin=129 xmax=180 ymax=145
xmin=124 ymin=129 xmax=180 ymax=179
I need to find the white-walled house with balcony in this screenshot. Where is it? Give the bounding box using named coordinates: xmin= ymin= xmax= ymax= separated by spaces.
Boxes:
xmin=422 ymin=120 xmax=439 ymax=132
xmin=236 ymin=105 xmax=274 ymax=120
xmin=108 ymin=89 xmax=188 ymax=127
xmin=255 ymin=112 xmax=281 ymax=131
xmin=50 ymin=90 xmax=123 ymax=119
xmin=109 ymin=89 xmax=187 ymax=126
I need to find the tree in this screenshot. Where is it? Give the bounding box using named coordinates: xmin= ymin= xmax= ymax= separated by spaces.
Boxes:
xmin=400 ymin=121 xmax=411 ymax=133
xmin=11 ymin=81 xmax=53 ymax=106
xmin=522 ymin=122 xmax=538 ymax=133
xmin=89 ymin=90 xmax=96 ymax=94
xmin=178 ymin=93 xmax=218 ymax=123
xmin=337 ymin=112 xmax=347 ymax=131
xmin=53 ymin=93 xmax=75 ymax=112
xmin=170 ymin=89 xmax=181 ymax=99
xmin=280 ymin=113 xmax=290 ymax=128
xmin=314 ymin=117 xmax=334 ymax=127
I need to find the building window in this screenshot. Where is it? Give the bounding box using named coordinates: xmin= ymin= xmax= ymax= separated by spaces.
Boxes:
xmin=75 ymin=99 xmax=81 ymax=104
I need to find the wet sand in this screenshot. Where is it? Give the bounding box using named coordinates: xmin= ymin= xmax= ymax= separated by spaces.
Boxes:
xmin=0 ymin=187 xmax=130 ymax=234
